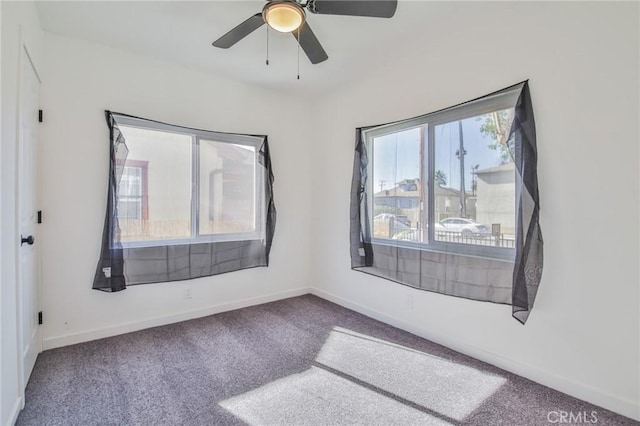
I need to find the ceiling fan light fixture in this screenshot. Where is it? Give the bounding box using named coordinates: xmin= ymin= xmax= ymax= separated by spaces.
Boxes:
xmin=263 ymin=2 xmax=305 ymax=33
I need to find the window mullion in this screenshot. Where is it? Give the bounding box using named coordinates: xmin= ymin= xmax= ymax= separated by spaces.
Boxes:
xmin=256 ymin=148 xmax=264 ymax=236
xmin=426 ymin=123 xmax=435 ymax=244
xmin=367 ymin=136 xmax=375 ymax=240
xmin=192 ymin=136 xmax=200 ymax=239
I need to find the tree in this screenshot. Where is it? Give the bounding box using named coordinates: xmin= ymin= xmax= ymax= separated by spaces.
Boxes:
xmin=479 ymin=110 xmax=515 ymax=163
xmin=435 ymin=170 xmax=447 ymax=186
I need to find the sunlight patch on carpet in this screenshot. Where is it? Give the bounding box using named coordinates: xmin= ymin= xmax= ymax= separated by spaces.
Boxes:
xmin=315 ymin=327 xmax=507 ymax=421
xmin=219 ymin=367 xmax=451 ymax=425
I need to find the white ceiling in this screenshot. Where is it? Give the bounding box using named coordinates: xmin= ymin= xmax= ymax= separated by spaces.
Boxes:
xmin=35 ymin=0 xmax=438 ymax=96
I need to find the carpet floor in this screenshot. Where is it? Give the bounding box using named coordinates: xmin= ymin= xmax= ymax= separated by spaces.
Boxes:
xmin=17 ymin=295 xmax=636 ymax=425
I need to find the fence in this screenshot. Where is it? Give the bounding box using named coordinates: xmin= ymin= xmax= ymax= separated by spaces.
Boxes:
xmin=390 ymin=225 xmax=516 ymax=249
xmin=434 ymin=231 xmax=515 ymax=248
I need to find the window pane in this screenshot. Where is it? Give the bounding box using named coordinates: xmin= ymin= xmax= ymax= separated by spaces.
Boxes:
xmin=433 ymin=109 xmax=515 ymax=248
xmin=117 ymin=126 xmax=192 ymax=242
xmin=118 ymin=198 xmax=141 ymax=220
xmin=117 ymin=167 xmax=143 ymax=220
xmin=199 ymin=140 xmax=256 ymax=235
xmin=372 ymin=127 xmax=425 ymax=243
xmin=120 ymin=166 xmax=141 ymax=197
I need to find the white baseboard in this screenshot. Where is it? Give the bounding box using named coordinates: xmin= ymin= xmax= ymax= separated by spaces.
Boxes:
xmin=310 ymin=288 xmax=640 ymax=422
xmin=43 ymin=287 xmax=312 ymax=351
xmin=5 ymin=396 xmax=22 ymax=426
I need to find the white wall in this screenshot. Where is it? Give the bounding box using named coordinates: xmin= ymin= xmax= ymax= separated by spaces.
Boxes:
xmin=1 ymin=2 xmax=43 ymax=425
xmin=310 ymin=1 xmax=639 ymax=421
xmin=39 ymin=33 xmax=313 ymax=349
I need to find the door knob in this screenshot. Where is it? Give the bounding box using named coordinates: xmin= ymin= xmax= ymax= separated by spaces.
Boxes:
xmin=21 ymin=235 xmax=35 ymax=246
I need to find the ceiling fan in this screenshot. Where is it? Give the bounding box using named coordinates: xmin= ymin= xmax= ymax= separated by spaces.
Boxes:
xmin=212 ymin=0 xmax=398 ymax=65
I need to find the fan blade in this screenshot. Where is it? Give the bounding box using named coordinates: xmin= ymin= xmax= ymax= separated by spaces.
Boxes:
xmin=212 ymin=13 xmax=265 ymax=49
xmin=308 ymin=0 xmax=397 ymax=18
xmin=292 ymin=22 xmax=328 ymax=64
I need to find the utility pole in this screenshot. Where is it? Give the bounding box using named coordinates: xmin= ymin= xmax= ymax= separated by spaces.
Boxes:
xmin=456 ymin=120 xmax=467 ymax=218
xmin=378 ymin=180 xmax=385 ymax=192
xmin=471 ymin=164 xmax=479 ymax=196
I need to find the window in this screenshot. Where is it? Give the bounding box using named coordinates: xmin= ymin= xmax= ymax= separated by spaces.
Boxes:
xmin=95 ymin=112 xmax=276 ymax=292
xmin=351 ymin=82 xmax=542 ymax=323
xmin=115 ymin=116 xmax=264 ymax=247
xmin=365 ymin=89 xmax=520 ymax=260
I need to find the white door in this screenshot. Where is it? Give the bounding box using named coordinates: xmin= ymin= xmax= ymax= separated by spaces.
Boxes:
xmin=18 ymin=45 xmax=41 ymax=394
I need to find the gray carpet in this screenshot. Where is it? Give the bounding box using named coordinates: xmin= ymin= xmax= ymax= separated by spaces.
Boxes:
xmin=17 ymin=295 xmax=637 ymax=425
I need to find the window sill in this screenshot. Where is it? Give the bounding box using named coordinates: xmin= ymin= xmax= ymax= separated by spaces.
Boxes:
xmin=116 ymin=233 xmax=264 ymax=249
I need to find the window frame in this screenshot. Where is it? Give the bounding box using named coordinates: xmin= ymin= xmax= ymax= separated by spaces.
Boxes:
xmin=364 ymin=89 xmax=521 ymax=261
xmin=114 ymin=115 xmax=265 ymax=249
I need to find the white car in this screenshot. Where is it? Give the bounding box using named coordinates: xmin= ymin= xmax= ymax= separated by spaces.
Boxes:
xmin=438 ymin=218 xmax=491 ymax=237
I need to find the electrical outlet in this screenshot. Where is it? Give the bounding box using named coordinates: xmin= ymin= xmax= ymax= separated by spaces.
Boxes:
xmin=183 ymin=287 xmax=192 ymax=299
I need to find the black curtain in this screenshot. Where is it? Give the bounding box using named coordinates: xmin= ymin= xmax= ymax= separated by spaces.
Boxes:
xmin=93 ymin=111 xmax=276 ymax=291
xmin=93 ymin=112 xmax=127 ymax=292
xmin=511 ymin=83 xmax=543 ymax=323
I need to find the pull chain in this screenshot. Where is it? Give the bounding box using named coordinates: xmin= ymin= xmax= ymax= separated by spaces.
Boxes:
xmin=297 ymin=30 xmax=300 ymax=80
xmin=266 ymin=26 xmax=269 ymax=66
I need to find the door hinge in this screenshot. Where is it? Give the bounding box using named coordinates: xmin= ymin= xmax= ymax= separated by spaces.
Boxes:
xmin=38 ymin=311 xmax=43 ymax=325
xmin=38 ymin=109 xmax=43 ymax=123
xmin=37 ymin=210 xmax=42 ymax=224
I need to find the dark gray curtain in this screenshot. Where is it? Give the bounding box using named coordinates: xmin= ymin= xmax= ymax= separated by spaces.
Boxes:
xmin=350 ymin=128 xmax=373 ymax=268
xmin=511 ymin=83 xmax=543 ymax=323
xmin=93 ymin=112 xmax=127 ymax=292
xmin=349 ymin=81 xmax=543 ymax=323
xmin=93 ymin=111 xmax=276 ymax=291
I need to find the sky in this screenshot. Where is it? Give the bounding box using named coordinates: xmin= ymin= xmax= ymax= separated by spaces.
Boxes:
xmin=372 ymin=112 xmax=510 ymax=193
